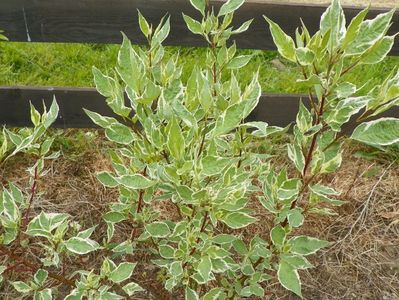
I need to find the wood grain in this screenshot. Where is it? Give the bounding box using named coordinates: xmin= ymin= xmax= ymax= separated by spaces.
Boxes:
xmin=0 ymin=0 xmax=397 ymax=54
xmin=1 ymin=86 xmax=398 ymax=131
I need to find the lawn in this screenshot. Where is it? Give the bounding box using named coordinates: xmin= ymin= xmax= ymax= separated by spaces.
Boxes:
xmin=1 ymin=42 xmax=398 ymax=94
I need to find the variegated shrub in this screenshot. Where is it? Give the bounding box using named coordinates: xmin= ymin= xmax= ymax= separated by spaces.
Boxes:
xmin=87 ymin=0 xmax=398 ymax=298
xmin=0 ymin=0 xmax=397 ymax=299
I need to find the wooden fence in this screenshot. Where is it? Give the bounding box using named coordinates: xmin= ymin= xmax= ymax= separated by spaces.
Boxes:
xmin=0 ymin=0 xmax=398 ymax=128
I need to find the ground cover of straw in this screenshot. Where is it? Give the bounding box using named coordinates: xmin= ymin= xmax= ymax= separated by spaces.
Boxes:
xmin=0 ymin=130 xmax=397 ymax=299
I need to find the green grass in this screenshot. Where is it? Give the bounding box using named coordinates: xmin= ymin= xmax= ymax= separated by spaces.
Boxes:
xmin=1 ymin=42 xmax=398 ymax=94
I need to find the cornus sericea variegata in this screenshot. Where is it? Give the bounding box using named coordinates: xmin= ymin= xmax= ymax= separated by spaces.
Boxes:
xmin=0 ymin=0 xmax=398 ymax=299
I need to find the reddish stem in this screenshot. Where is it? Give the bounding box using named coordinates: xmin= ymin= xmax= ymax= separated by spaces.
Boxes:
xmin=0 ymin=246 xmax=75 ymax=287
xmin=182 ymin=211 xmax=209 ymax=269
xmin=22 ymin=164 xmax=39 ymax=230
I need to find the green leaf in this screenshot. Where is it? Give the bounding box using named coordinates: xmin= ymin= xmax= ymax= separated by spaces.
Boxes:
xmin=65 ymin=290 xmax=84 ymax=300
xmin=289 ymin=236 xmax=330 ymax=255
xmin=140 ymin=80 xmax=161 ymax=105
xmin=190 ymin=0 xmax=206 ymax=15
xmin=342 ymin=7 xmax=369 ymax=49
xmin=270 ymin=225 xmax=286 ymax=247
xmin=105 ymin=123 xmax=135 ymax=145
xmin=351 ymin=118 xmax=399 ymax=146
xmin=93 ymin=66 xmax=114 ymax=97
xmin=277 ymin=261 xmax=302 ymax=298
xmin=65 ymin=237 xmax=100 ymax=255
xmin=221 ymin=212 xmax=256 ymax=229
xmin=264 ymin=16 xmax=296 ymax=62
xmin=201 ymin=156 xmax=231 ymax=176
xmin=325 ymin=96 xmax=372 ymax=131
xmin=109 ymin=262 xmax=137 ymax=283
xmin=103 ymin=211 xmax=126 ymax=223
xmin=240 ymin=284 xmax=265 ymax=297
xmin=11 ymin=281 xmax=32 ymax=293
xmin=117 ymin=33 xmax=143 ymax=93
xmin=76 ymin=226 xmax=97 ymax=239
xmin=320 ymin=0 xmax=346 ymax=50
xmin=295 ymin=47 xmax=315 ymax=66
xmin=199 ymin=81 xmax=213 ymax=112
xmin=30 ymin=102 xmax=41 ymax=126
xmin=153 ymin=17 xmax=170 ymax=45
xmin=233 ymin=20 xmax=253 ymax=34
xmin=36 ymin=289 xmax=52 ymax=300
xmin=159 ymin=244 xmax=175 ymax=259
xmin=96 ymin=172 xmax=119 ymax=188
xmin=309 ymin=184 xmax=340 ymax=196
xmin=297 ymin=74 xmax=322 ymax=88
xmin=218 ymin=0 xmax=245 ymax=16
xmin=287 ymin=144 xmax=305 ymax=173
xmin=243 ymin=121 xmax=285 ymax=138
xmin=281 ymin=254 xmax=313 ymax=270
xmin=118 ymin=174 xmax=156 ymax=189
xmin=26 ymin=212 xmax=69 ymax=238
xmin=359 ymin=36 xmax=395 ymax=65
xmin=185 ymin=287 xmax=199 ymax=300
xmin=83 ymin=109 xmax=115 ymax=128
xmin=212 ymin=234 xmax=237 ymax=245
xmin=335 ymin=82 xmax=357 ymax=98
xmin=171 ymin=99 xmax=197 ymax=128
xmin=346 ymin=9 xmax=395 ymax=55
xmin=296 ymin=101 xmax=312 ymax=133
xmin=167 ymin=117 xmax=185 ymax=161
xmin=203 ymin=288 xmax=223 ymax=300
xmin=145 ymin=222 xmax=171 ymax=238
xmin=227 ymin=55 xmax=252 ymax=69
xmin=138 ymin=10 xmax=151 ymax=37
xmin=213 ymin=102 xmax=246 ymax=137
xmin=100 ymin=291 xmax=124 ymax=300
xmin=242 ymin=75 xmax=261 ymax=118
xmin=123 ymin=282 xmax=144 ymax=296
xmin=34 ymin=269 xmax=48 ymax=286
xmin=43 ymin=98 xmax=60 ymax=128
xmin=197 ymin=256 xmax=212 ymax=282
xmin=277 ymin=179 xmax=301 ymax=201
xmin=287 ymin=209 xmax=304 ymax=228
xmin=183 ymin=14 xmax=202 ymax=35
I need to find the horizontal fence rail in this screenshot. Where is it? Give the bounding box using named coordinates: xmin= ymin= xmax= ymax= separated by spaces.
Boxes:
xmin=1 ymin=0 xmax=398 ymax=54
xmin=1 ymin=86 xmax=398 ymax=132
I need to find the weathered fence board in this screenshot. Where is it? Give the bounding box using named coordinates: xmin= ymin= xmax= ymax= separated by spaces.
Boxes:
xmin=0 ymin=0 xmax=398 ymax=54
xmin=1 ymin=86 xmax=398 ymax=130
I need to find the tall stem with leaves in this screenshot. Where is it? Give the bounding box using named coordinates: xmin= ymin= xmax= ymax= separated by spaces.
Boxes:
xmin=262 ymin=1 xmax=398 ymax=297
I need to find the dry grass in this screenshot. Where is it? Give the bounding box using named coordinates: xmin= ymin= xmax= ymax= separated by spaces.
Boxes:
xmin=1 ymin=132 xmax=398 ymax=299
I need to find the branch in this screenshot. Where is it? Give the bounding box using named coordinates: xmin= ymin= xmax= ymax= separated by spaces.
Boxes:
xmin=22 ymin=164 xmax=39 ymax=230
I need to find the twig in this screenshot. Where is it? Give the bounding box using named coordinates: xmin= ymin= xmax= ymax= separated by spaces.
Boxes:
xmin=0 ymin=246 xmax=75 ymax=287
xmin=22 ymin=164 xmax=39 ymax=230
xmin=182 ymin=211 xmax=209 ymax=269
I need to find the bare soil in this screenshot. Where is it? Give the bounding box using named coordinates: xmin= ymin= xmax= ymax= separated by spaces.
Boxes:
xmin=1 ymin=131 xmax=398 ymax=299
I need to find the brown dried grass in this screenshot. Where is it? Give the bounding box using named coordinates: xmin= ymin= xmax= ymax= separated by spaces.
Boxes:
xmin=1 ymin=131 xmax=398 ymax=299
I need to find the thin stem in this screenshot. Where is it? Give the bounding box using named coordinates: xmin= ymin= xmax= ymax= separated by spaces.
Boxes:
xmin=182 ymin=211 xmax=209 ymax=269
xmin=340 ymin=59 xmax=360 ymax=77
xmin=197 ymin=115 xmax=208 ymax=159
xmin=237 ymin=126 xmax=245 ymax=168
xmin=130 ymin=167 xmax=147 ymax=240
xmin=0 ymin=246 xmax=75 ymax=287
xmin=22 ymin=164 xmax=39 ymax=230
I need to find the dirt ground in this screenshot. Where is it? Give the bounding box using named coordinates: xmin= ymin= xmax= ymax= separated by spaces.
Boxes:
xmin=1 ymin=131 xmax=398 ymax=300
